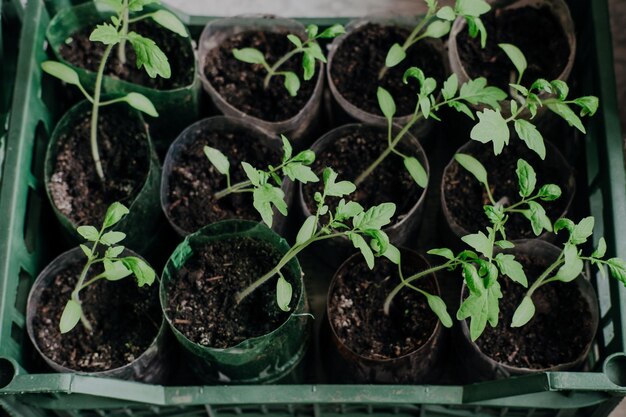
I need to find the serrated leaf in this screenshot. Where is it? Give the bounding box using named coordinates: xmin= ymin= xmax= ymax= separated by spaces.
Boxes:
xmin=403 ymin=157 xmax=428 ymax=188
xmin=546 ymin=102 xmax=586 ymax=133
xmin=353 ymin=203 xmax=396 ymax=230
xmin=41 ymin=61 xmax=81 ymax=86
xmin=296 ymin=216 xmax=317 ymax=245
xmin=302 ymin=51 xmax=315 ymax=81
xmin=551 ymin=80 xmax=569 ymax=100
xmin=592 ymin=237 xmax=607 ymax=259
xmin=127 ymin=32 xmax=171 ymax=78
xmin=455 ymin=153 xmax=488 ymax=185
xmin=516 ymin=159 xmax=536 ymax=198
xmin=574 ymin=96 xmax=599 ymax=117
xmin=442 ymin=74 xmax=458 ymax=100
xmin=323 ymin=168 xmax=356 ymax=197
xmin=103 ymin=259 xmax=132 ymax=281
xmin=283 ymin=163 xmax=319 ymax=183
xmin=253 ymin=184 xmax=287 ymax=227
xmin=554 ymin=218 xmax=575 ymax=234
xmin=307 ymin=42 xmax=326 ymax=62
xmin=523 ymin=201 xmax=552 ymax=236
xmin=349 ymin=233 xmax=375 ymax=269
xmin=496 ymin=240 xmax=515 ymax=249
xmin=530 ymin=78 xmax=552 ymax=94
xmin=276 ymin=275 xmax=293 ymax=312
xmin=571 ymin=216 xmax=595 ymax=245
xmin=77 ymin=225 xmax=99 ymax=242
xmin=385 ymin=43 xmax=406 ymax=68
xmin=60 ymin=299 xmax=82 ymax=334
xmin=123 ymin=92 xmax=158 ymax=117
xmin=335 ymin=199 xmax=364 ymax=221
xmin=459 ymin=78 xmax=507 ymax=110
xmin=607 ymin=258 xmax=626 ymax=285
xmin=499 ymin=43 xmax=527 ymax=79
xmin=232 ymin=47 xmax=266 ymax=64
xmin=470 ymin=109 xmax=510 ymax=155
xmin=426 ymin=293 xmax=453 ymax=328
xmin=105 ymin=246 xmax=125 ymax=258
xmin=538 ymin=184 xmax=562 ymax=201
xmin=514 ymin=119 xmax=546 ymax=159
xmin=100 ymin=231 xmax=126 ymax=246
xmin=511 ymin=296 xmax=535 ymax=327
xmin=495 ymin=253 xmax=528 ymax=287
xmin=462 ymin=231 xmax=492 ymax=259
xmin=121 ymin=256 xmax=155 ymax=286
xmin=150 ymin=10 xmax=188 ymax=37
xmin=204 ymin=146 xmax=230 ymax=176
xmin=318 ymin=24 xmax=345 ymax=38
xmin=89 ymin=23 xmax=120 ymax=45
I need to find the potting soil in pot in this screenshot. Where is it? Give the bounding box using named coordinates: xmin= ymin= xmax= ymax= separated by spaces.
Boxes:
xmin=33 ymin=261 xmax=160 ymax=372
xmin=166 ymin=237 xmax=297 ymax=348
xmin=330 ymin=23 xmax=446 ymax=116
xmin=203 ymin=31 xmax=318 ymax=121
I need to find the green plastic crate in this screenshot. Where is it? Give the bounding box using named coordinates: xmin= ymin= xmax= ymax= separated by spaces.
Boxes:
xmin=1 ymin=0 xmax=626 ymax=416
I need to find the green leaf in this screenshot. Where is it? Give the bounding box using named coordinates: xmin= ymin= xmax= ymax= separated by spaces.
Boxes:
xmin=232 ymin=47 xmax=266 ymax=64
xmin=450 ymin=101 xmax=475 ymax=119
xmin=546 ymin=102 xmax=586 ymax=133
xmin=455 ymin=153 xmax=488 ymax=185
xmin=470 ymin=109 xmax=510 ymax=155
xmin=323 ymin=168 xmax=356 ymax=197
xmin=462 ymin=231 xmax=492 ymax=259
xmin=41 ymin=61 xmax=81 ymax=86
xmin=511 ymin=296 xmax=535 ymax=327
xmin=89 ymin=23 xmax=120 ymax=45
xmin=353 ymin=203 xmax=396 ymax=230
xmin=77 ymin=225 xmax=99 ymax=242
xmin=150 ymin=10 xmax=188 ymax=37
xmin=60 ymin=299 xmax=82 ymax=334
xmin=592 ymin=237 xmax=607 ymax=259
xmin=306 ymin=24 xmax=319 ymax=38
xmin=442 ymin=74 xmax=458 ymax=100
xmin=456 ymin=0 xmax=491 ymax=17
xmin=203 ymin=146 xmax=230 ymax=176
xmin=437 ymin=6 xmax=457 ymax=20
xmin=283 ymin=163 xmax=319 ymax=183
xmin=495 ymin=253 xmax=528 ymax=287
xmin=607 ymin=258 xmax=626 ymax=285
xmin=574 ymin=96 xmax=599 ymax=117
xmin=302 ymin=51 xmax=315 ymax=81
xmin=103 ymin=202 xmax=129 ymax=228
xmin=538 ymin=184 xmax=562 ymax=201
xmin=551 ymin=80 xmax=569 ymax=100
xmin=530 ymin=79 xmax=552 ymax=94
xmin=423 ymin=20 xmax=451 ymax=38
xmin=128 ymin=0 xmax=158 ymax=12
xmin=287 ymin=34 xmax=302 ymax=48
xmin=97 ymin=0 xmax=123 ymax=12
xmin=428 ymin=248 xmax=455 ymax=260
xmin=292 ymin=150 xmax=316 ymax=164
xmin=514 ymin=119 xmax=546 ymax=159
xmin=571 ymin=216 xmax=595 ymax=245
xmin=100 ymin=231 xmax=126 ymax=246
xmin=296 ymin=216 xmax=317 ymax=245
xmin=471 ymin=16 xmax=488 ymax=48
xmin=253 ymin=184 xmax=287 ymax=227
xmin=425 ymin=293 xmax=453 ymax=328
xmin=523 ymin=201 xmax=552 ymax=236
xmin=80 ymin=244 xmax=92 ymax=258
xmin=553 ymin=244 xmax=583 ymax=282
xmin=283 ymin=72 xmax=301 ymax=97
xmin=105 ymin=246 xmax=124 ymax=258
xmin=241 ymin=162 xmax=260 ymax=186
xmin=498 ymin=43 xmax=527 ymax=79
xmin=459 ymin=78 xmax=507 ymax=110
xmin=317 ymin=24 xmax=345 ymax=38
xmin=122 ymin=92 xmax=158 ymax=117
xmin=385 ymin=43 xmax=406 ymax=68
xmin=516 ymin=159 xmax=536 ymax=198
xmin=276 ymin=275 xmax=293 ymax=312
xmin=462 ymin=263 xmax=484 ymax=296
xmin=495 ymin=240 xmax=515 ymax=249
xmin=121 ymin=257 xmax=156 ymax=286
xmin=382 ymin=243 xmax=401 ymax=264
xmin=554 ymin=218 xmax=575 ymax=234
xmin=281 ymin=134 xmax=293 ymax=162
xmin=349 ymin=233 xmax=375 ymax=269
xmin=403 ymin=157 xmax=428 ymax=188
xmin=127 ymin=32 xmax=171 ymax=78
xmin=419 ymin=95 xmax=431 ymax=118
xmin=335 ymin=199 xmax=364 ymax=221
xmin=307 ymin=43 xmax=326 ymax=62
xmin=403 ymin=67 xmax=425 ymax=84
xmin=377 ymin=87 xmax=396 ymax=122
xmin=510 ymin=83 xmax=528 ymax=97
xmin=457 ymin=283 xmax=501 ymax=341
xmin=103 ymin=259 xmax=132 ymax=281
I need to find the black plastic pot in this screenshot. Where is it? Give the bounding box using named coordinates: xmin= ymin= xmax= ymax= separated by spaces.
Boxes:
xmin=160 ymin=220 xmax=310 ymax=384
xmin=297 ymin=123 xmax=430 ymax=266
xmin=325 ymin=248 xmax=444 ymax=383
xmin=26 ymin=247 xmax=168 ymax=382
xmin=46 ymin=2 xmax=200 ymax=149
xmin=198 ymin=16 xmax=324 ymax=145
xmin=326 ymin=18 xmax=448 ymax=138
xmin=441 ymin=139 xmax=575 ymax=243
xmin=44 ymin=98 xmax=162 ymax=254
xmin=457 ymin=239 xmax=599 ymax=380
xmin=161 ymin=116 xmax=292 ymax=237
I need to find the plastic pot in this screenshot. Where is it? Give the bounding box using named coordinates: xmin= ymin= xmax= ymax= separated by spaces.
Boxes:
xmin=297 ymin=123 xmax=430 ymax=266
xmin=326 ymin=18 xmax=448 ymax=138
xmin=457 ymin=239 xmax=599 ymax=380
xmin=441 ymin=139 xmax=575 ymax=243
xmin=160 ymin=220 xmax=310 ymax=384
xmin=26 ymin=247 xmax=168 ymax=382
xmin=44 ymin=98 xmax=162 ymax=254
xmin=46 ymin=2 xmax=200 ymax=149
xmin=198 ymin=16 xmax=324 ymax=145
xmin=325 ymin=247 xmax=444 ymax=383
xmin=448 ymin=0 xmax=576 ymax=117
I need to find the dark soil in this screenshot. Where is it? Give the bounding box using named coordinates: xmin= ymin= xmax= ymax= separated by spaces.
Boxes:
xmin=204 ymin=31 xmax=318 ymax=121
xmin=329 ymin=254 xmax=438 ymax=360
xmin=33 ymin=257 xmax=160 ymax=372
xmin=475 ymin=254 xmax=593 ymax=369
xmin=443 ymin=141 xmax=571 ymax=239
xmin=457 ymin=6 xmax=570 ymax=92
xmin=49 ymin=105 xmax=150 ymax=227
xmin=330 ymin=23 xmax=446 ymax=116
xmin=165 ymin=129 xmax=281 ymax=234
xmin=60 ymin=20 xmax=194 ymax=90
xmin=302 ymin=129 xmax=423 ymax=224
xmin=166 ymin=237 xmax=298 ymax=348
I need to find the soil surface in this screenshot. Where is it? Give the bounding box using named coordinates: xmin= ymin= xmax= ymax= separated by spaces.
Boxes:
xmin=329 ymin=254 xmax=438 ymax=360
xmin=32 ymin=257 xmax=160 ymax=372
xmin=49 ymin=105 xmax=150 ymax=227
xmin=164 ymin=128 xmax=281 ymax=234
xmin=60 ymin=20 xmax=194 ymax=90
xmin=204 ymin=31 xmax=318 ymax=121
xmin=457 ymin=6 xmax=570 ymax=92
xmin=443 ymin=141 xmax=571 ymax=239
xmin=330 ymin=23 xmax=446 ymax=116
xmin=475 ymin=254 xmax=594 ymax=369
xmin=166 ymin=237 xmax=297 ymax=348
xmin=302 ymin=129 xmax=423 ymax=224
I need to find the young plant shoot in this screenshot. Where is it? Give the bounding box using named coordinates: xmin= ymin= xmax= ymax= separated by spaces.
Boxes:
xmin=470 ymin=44 xmax=599 ymax=159
xmin=232 ymin=24 xmax=345 ymax=96
xmin=41 ymin=0 xmax=188 ymax=181
xmin=511 ymin=217 xmax=626 ymax=328
xmin=204 ymin=135 xmax=319 ymax=228
xmin=60 ymin=202 xmax=156 ymax=334
xmin=235 ymin=167 xmax=399 ymax=312
xmin=355 ymin=67 xmax=507 ymax=187
xmin=380 ymin=0 xmax=491 ymax=79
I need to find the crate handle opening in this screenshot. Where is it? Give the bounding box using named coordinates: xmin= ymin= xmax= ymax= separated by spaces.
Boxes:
xmin=0 ymin=357 xmax=17 ymax=389
xmin=603 ymin=353 xmax=626 ymax=387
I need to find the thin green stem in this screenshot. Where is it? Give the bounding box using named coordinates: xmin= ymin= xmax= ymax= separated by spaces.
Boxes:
xmin=128 ymin=13 xmax=153 ymax=23
xmin=117 ymin=0 xmax=129 ymax=65
xmin=527 ymin=253 xmax=565 ymax=297
xmin=263 ymin=47 xmax=303 ymax=89
xmin=91 ymin=42 xmax=115 ymax=181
